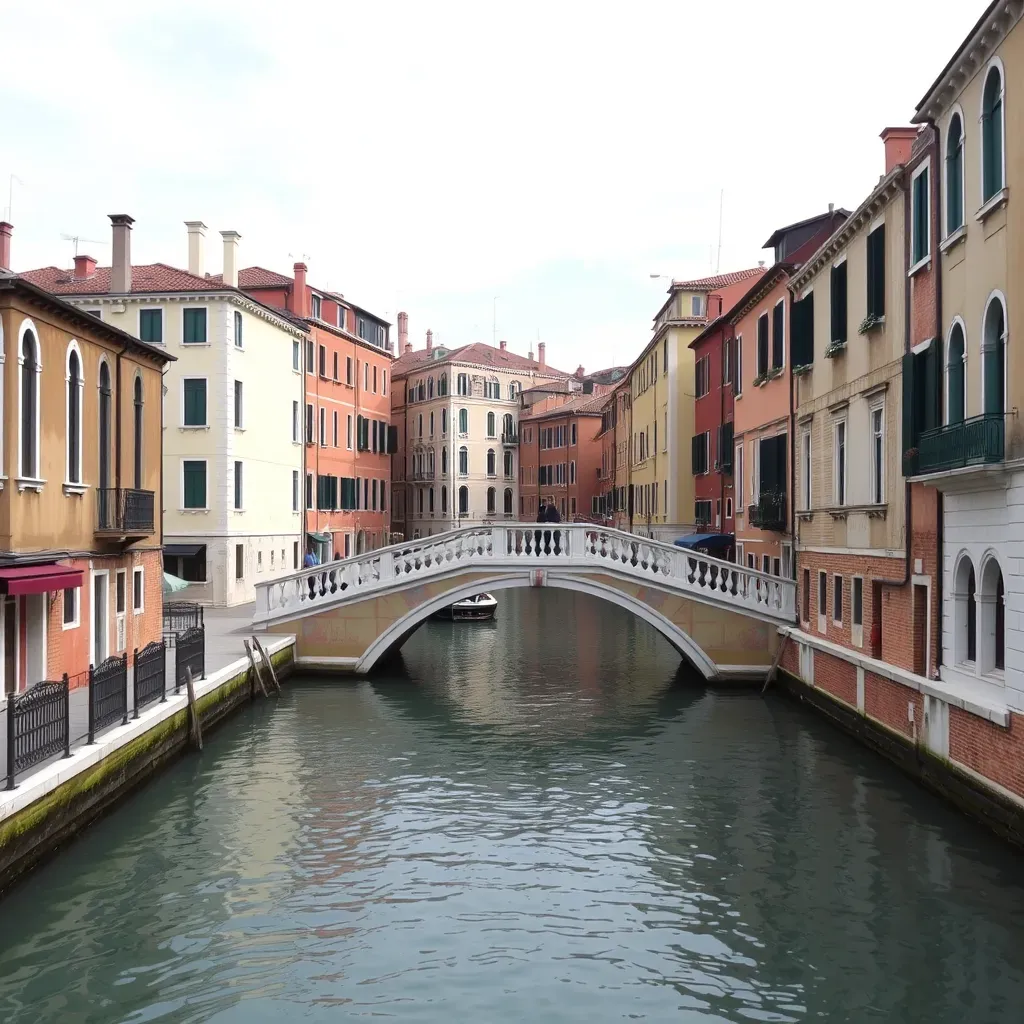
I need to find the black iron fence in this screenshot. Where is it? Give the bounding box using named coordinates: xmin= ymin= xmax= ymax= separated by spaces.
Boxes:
xmin=133 ymin=641 xmax=167 ymax=717
xmin=175 ymin=625 xmax=205 ymax=693
xmin=97 ymin=487 xmax=156 ymax=533
xmin=162 ymin=602 xmax=204 ymax=647
xmin=5 ymin=676 xmax=70 ymax=789
xmin=88 ymin=654 xmax=128 ymax=743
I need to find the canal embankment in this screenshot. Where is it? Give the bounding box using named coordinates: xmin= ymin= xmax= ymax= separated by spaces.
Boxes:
xmin=0 ymin=605 xmax=294 ymax=896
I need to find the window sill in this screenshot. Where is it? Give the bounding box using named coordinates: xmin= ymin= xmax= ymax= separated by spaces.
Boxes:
xmin=940 ymin=224 xmax=967 ymax=253
xmin=181 ymin=342 xmax=212 ymax=348
xmin=907 ymin=254 xmax=931 ymax=278
xmin=796 ymin=510 xmax=813 ymax=521
xmin=975 ymin=187 xmax=1008 ymax=223
xmin=63 ymin=482 xmax=89 ymax=496
xmin=62 ymin=620 xmax=80 ymax=632
xmin=179 ymin=508 xmax=210 ymax=514
xmin=132 ymin=608 xmax=144 ymax=616
xmin=15 ymin=477 xmax=45 ymax=493
xmin=234 ymin=426 xmax=246 ymax=433
xmin=181 ymin=425 xmax=210 ymax=431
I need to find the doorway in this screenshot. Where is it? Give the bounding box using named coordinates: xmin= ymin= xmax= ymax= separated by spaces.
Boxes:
xmin=92 ymin=571 xmax=109 ymax=667
xmin=2 ymin=596 xmax=18 ymax=695
xmin=24 ymin=593 xmax=46 ymax=687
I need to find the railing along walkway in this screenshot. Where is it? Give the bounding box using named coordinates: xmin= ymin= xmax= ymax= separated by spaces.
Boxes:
xmin=255 ymin=523 xmax=796 ymax=625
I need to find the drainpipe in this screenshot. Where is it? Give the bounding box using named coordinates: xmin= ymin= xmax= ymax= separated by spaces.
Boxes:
xmin=928 ymin=120 xmax=945 ymax=671
xmin=787 ymin=304 xmax=797 ymax=585
xmin=115 ymin=348 xmax=123 ymax=490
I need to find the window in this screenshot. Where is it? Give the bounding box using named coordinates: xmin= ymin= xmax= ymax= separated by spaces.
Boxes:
xmin=347 ymin=414 xmax=353 ymax=449
xmin=830 ymin=261 xmax=847 ymax=345
xmin=233 ymin=460 xmax=243 ymax=509
xmin=458 ymin=408 xmax=468 ymax=434
xmin=373 ymin=366 xmax=378 ymax=393
xmin=982 ymin=295 xmax=1006 ymax=416
xmin=233 ymin=380 xmax=243 ymax=428
xmin=346 ymin=356 xmax=353 ymax=385
xmin=441 ymin=485 xmax=448 ymax=514
xmin=833 ymin=574 xmax=843 ymax=625
xmin=818 ymin=571 xmax=827 ymax=632
xmin=691 ymin=432 xmax=710 ymax=475
xmin=183 ymin=308 xmax=207 ymax=344
xmin=800 ymin=429 xmax=811 ymax=510
xmin=946 ymin=321 xmax=966 ymax=424
xmin=133 ymin=376 xmax=144 ymax=490
xmin=569 ymin=460 xmax=576 ymax=484
xmin=691 ymin=295 xmax=703 ymax=316
xmin=19 ymin=327 xmax=40 ymax=479
xmin=486 ymin=411 xmax=496 ymax=437
xmin=834 ymin=419 xmax=847 ymax=506
xmin=871 ymin=406 xmax=884 ymax=504
xmin=292 ymin=401 xmax=300 ymax=442
xmin=132 ymin=567 xmax=144 ymax=613
xmin=771 ymin=300 xmax=784 ymax=369
xmin=866 ymin=225 xmax=885 ymax=319
xmin=571 ymin=422 xmax=577 ymax=446
xmin=723 ymin=337 xmax=732 ymax=384
xmin=762 ymin=555 xmax=771 ymax=574
xmin=735 ymin=444 xmax=743 ymax=507
xmin=116 ymin=570 xmax=126 ymax=620
xmin=292 ymin=470 xmax=299 ymax=512
xmin=486 ymin=486 xmax=496 ymax=514
xmin=311 ymin=294 xmax=322 ymax=319
xmin=791 ymin=293 xmax=814 ymax=367
xmin=333 ymin=411 xmax=339 ymax=447
xmin=292 ymin=340 xmax=300 ymax=371
xmin=63 ymin=587 xmax=80 ymax=629
xmin=318 ymin=345 xmax=326 ymax=377
xmin=319 ymin=407 xmax=327 ymax=446
xmin=756 ymin=313 xmax=769 ymax=375
xmin=852 ymin=577 xmax=863 ymax=629
xmin=945 ymin=111 xmax=964 ymax=234
xmin=306 ymin=340 xmax=315 ymax=374
xmin=458 ymin=485 xmax=469 ymax=516
xmin=306 ymin=473 xmax=313 ymax=510
xmin=66 ymin=345 xmax=83 ymax=484
xmin=911 ymin=166 xmax=930 ymax=267
xmin=364 ymin=363 xmax=369 ymax=390
xmin=439 ymin=373 xmax=447 ymax=396
xmin=139 ymin=308 xmax=163 ymax=344
xmin=695 ymin=355 xmax=710 ymax=397
xmin=233 ymin=310 xmax=243 ymax=347
xmin=458 ymin=446 xmax=469 ymax=475
xmin=183 ymin=378 xmax=207 ymax=427
xmin=694 ymin=499 xmax=713 ymax=525
xmin=235 ymin=544 xmax=244 ymax=580
xmin=725 ymin=496 xmax=733 ymax=519
xmin=734 ymin=336 xmax=743 ymax=395
xmin=182 ymin=460 xmax=207 ymax=509
xmin=802 ymin=568 xmax=810 ymax=622
xmin=486 ymin=448 xmax=496 ymax=476
xmin=981 ymin=64 xmax=1004 ymax=204
xmin=457 ymin=373 xmax=469 ymax=396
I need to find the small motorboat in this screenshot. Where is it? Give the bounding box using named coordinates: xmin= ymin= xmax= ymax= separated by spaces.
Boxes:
xmin=432 ymin=593 xmax=498 ymax=622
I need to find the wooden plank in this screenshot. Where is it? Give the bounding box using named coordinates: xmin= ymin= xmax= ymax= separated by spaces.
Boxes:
xmin=761 ymin=633 xmax=789 ymax=695
xmin=252 ymin=636 xmax=281 ymax=695
xmin=244 ymin=638 xmax=268 ymax=699
xmin=185 ymin=668 xmax=203 ymax=750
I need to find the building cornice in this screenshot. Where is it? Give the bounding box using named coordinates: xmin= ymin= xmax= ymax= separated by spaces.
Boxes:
xmin=789 ymin=167 xmax=905 ymax=294
xmin=393 ymin=358 xmax=566 ymax=383
xmin=913 ymin=0 xmax=1023 ymax=123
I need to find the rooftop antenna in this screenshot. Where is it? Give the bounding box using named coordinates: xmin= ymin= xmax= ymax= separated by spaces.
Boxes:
xmin=492 ymin=296 xmax=498 ymax=347
xmin=716 ymin=189 xmax=724 ymax=273
xmin=60 ymin=233 xmax=105 ymax=258
xmin=287 ymin=252 xmax=311 ymax=263
xmin=5 ymin=174 xmax=25 ymax=222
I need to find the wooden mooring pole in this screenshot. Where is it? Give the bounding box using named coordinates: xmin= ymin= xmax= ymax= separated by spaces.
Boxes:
xmin=185 ymin=667 xmax=203 ymax=750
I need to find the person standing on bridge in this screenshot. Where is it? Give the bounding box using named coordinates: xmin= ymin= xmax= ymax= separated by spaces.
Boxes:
xmin=544 ymin=497 xmax=562 ymax=554
xmin=535 ymin=502 xmax=547 ymax=555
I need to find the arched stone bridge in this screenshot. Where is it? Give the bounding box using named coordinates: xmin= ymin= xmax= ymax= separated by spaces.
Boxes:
xmin=252 ymin=525 xmax=796 ymax=680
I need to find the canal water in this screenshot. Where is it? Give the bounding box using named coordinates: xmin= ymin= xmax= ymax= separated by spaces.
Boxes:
xmin=1 ymin=590 xmax=1023 ymax=1023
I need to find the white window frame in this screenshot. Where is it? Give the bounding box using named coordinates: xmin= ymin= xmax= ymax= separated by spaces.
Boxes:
xmin=181 ymin=457 xmax=209 ymax=511
xmin=725 ymin=496 xmax=733 ymax=519
xmin=319 ymin=407 xmax=327 ymax=447
xmin=181 ymin=306 xmax=209 ymax=345
xmin=138 ymin=306 xmax=164 ymax=345
xmin=979 ymin=57 xmax=1007 ymax=211
xmin=347 ymin=414 xmax=353 ymax=450
xmin=311 ymin=293 xmax=322 ymax=320
xmin=292 ymin=470 xmax=299 ymax=512
xmin=818 ymin=571 xmax=827 ymax=634
xmin=870 ymin=401 xmax=885 ymax=505
xmin=833 ymin=416 xmax=848 ymax=507
xmin=132 ymin=566 xmax=144 ymax=614
xmin=943 ymin=104 xmax=967 ymax=241
xmin=64 ymin=339 xmax=85 ymax=491
xmin=292 ymin=400 xmax=300 ymax=443
xmin=17 ymin=318 xmax=43 ymax=485
xmin=735 ymin=444 xmax=743 ymax=509
xmin=180 ymin=376 xmax=208 ymax=429
xmin=233 ymin=309 xmax=244 ymax=349
xmin=851 ymin=575 xmax=864 ymax=648
xmin=233 ymin=379 xmax=244 ymax=430
xmin=981 ymin=290 xmax=1008 ymax=415
xmin=944 ymin=316 xmax=968 ymax=426
xmin=909 ymin=159 xmax=932 ymax=274
xmin=833 ymin=573 xmax=844 ymax=626
xmin=62 ymin=587 xmax=80 ymax=631
xmin=233 ymin=460 xmax=244 ymax=511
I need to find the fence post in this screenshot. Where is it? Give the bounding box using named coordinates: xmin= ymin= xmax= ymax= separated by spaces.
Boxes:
xmin=120 ymin=653 xmax=129 ymax=726
xmin=132 ymin=648 xmax=140 ymax=720
xmin=160 ymin=641 xmax=168 ymax=702
xmin=62 ymin=673 xmax=71 ymax=759
xmin=5 ymin=690 xmax=14 ymax=790
xmin=87 ymin=663 xmax=95 ymax=744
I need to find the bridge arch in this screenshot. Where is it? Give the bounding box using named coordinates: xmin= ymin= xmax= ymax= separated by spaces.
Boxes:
xmin=356 ymin=573 xmax=720 ymax=679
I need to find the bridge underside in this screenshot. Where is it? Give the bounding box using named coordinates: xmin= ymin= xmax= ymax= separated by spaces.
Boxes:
xmin=267 ymin=569 xmax=781 ymax=681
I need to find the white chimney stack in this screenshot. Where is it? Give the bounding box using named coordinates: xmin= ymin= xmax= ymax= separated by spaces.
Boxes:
xmin=221 ymin=230 xmax=241 ymax=287
xmin=185 ymin=221 xmax=207 ymax=277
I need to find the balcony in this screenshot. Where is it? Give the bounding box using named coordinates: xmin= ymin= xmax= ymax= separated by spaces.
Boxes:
xmin=502 ymin=432 xmax=519 ymax=446
xmin=96 ymin=488 xmax=155 ymax=538
xmin=411 ymin=469 xmax=436 ymax=481
xmin=748 ymin=491 xmax=787 ymax=531
xmin=911 ymin=413 xmax=1004 ymax=478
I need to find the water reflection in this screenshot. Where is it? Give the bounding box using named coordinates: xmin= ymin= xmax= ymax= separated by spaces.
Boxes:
xmin=0 ymin=590 xmax=1022 ymax=1023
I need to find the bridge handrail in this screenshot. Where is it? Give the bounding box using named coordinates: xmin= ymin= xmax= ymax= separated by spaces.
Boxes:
xmin=255 ymin=523 xmax=796 ymax=626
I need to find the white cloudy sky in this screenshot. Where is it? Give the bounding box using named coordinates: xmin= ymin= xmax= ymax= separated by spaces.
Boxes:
xmin=1 ymin=0 xmax=981 ymax=374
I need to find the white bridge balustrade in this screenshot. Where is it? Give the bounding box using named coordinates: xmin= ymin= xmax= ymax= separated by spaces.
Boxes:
xmin=253 ymin=524 xmax=796 ymax=629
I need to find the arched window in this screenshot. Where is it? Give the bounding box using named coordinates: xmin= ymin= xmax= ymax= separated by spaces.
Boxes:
xmin=486 ymin=486 xmax=496 ymax=514
xmin=441 ymin=446 xmax=448 ymax=475
xmin=418 ymin=413 xmax=423 ymax=438
xmin=503 ymin=413 xmax=514 ymax=439
xmin=458 ymin=446 xmax=468 ymax=475
xmin=946 ymin=321 xmax=966 ymax=424
xmin=509 ymin=381 xmax=520 ymax=401
xmin=98 ymin=361 xmax=112 ymax=492
xmin=66 ymin=344 xmax=84 ymax=485
xmin=441 ymin=408 xmax=448 ymax=435
xmin=458 ymin=408 xmax=468 ymax=434
xmin=486 ymin=448 xmax=496 ymax=476
xmin=458 ymin=485 xmax=469 ymax=515
xmin=441 ymin=485 xmax=448 ymax=514
xmin=429 ymin=411 xmax=434 ymax=436
xmin=19 ymin=326 xmax=41 ymax=480
xmin=428 ymin=487 xmax=435 ymax=513
xmin=428 ymin=376 xmax=434 ymax=399
xmin=945 ymin=110 xmax=964 ymax=234
xmin=487 ymin=377 xmax=499 ymax=399
xmin=980 ymin=556 xmax=1005 ymax=675
xmin=953 ymin=555 xmax=977 ymax=665
xmin=439 ymin=373 xmax=448 ymax=396
xmin=982 ymin=63 xmax=1004 ymax=203
xmin=457 ymin=373 xmax=469 ymax=396
xmin=486 ymin=411 xmax=496 ymax=437
xmin=503 ymin=449 xmax=513 ymax=477
xmin=982 ymin=295 xmax=1006 ymax=417
xmin=503 ymin=487 xmax=513 ymax=515
xmin=428 ymin=448 xmax=435 ymax=475
xmin=133 ymin=375 xmax=144 ymax=489
xmin=418 ymin=488 xmax=424 ymax=514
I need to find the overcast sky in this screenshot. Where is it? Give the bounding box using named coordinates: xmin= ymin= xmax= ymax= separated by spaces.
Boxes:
xmin=0 ymin=1 xmax=981 ymax=374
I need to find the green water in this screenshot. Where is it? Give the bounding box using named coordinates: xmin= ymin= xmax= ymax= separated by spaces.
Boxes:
xmin=0 ymin=589 xmax=1022 ymax=1022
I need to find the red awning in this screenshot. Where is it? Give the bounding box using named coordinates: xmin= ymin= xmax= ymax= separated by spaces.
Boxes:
xmin=0 ymin=564 xmax=84 ymax=595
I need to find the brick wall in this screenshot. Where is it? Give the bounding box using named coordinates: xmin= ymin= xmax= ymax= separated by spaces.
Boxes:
xmin=949 ymin=707 xmax=1024 ymax=798
xmin=864 ymin=670 xmax=921 ymax=740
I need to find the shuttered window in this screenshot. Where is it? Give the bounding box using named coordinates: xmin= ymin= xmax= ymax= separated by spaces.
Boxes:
xmin=139 ymin=308 xmax=162 ymax=344
xmin=691 ymin=433 xmax=709 ymax=475
xmin=912 ymin=169 xmax=929 ymax=264
xmin=901 ymin=342 xmax=941 ymax=475
xmin=791 ymin=293 xmax=814 ymax=367
xmin=182 ymin=460 xmax=206 ymax=509
xmin=830 ymin=263 xmax=847 ymax=344
xmin=717 ymin=422 xmax=734 ymax=472
xmin=866 ymin=225 xmax=885 ymax=318
xmin=183 ymin=308 xmax=207 ymax=344
xmin=756 ymin=313 xmax=769 ymax=375
xmin=183 ymin=379 xmax=207 ymax=426
xmin=757 ymin=434 xmax=787 ymax=498
xmin=771 ymin=301 xmax=784 ymax=369
xmin=946 ymin=113 xmax=964 ymax=232
xmin=982 ymin=67 xmax=1004 ymax=203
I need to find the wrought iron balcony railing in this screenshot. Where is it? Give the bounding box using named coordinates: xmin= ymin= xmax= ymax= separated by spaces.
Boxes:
xmin=97 ymin=488 xmax=156 ymax=536
xmin=502 ymin=432 xmax=519 ymax=446
xmin=912 ymin=412 xmax=1005 ymax=475
xmin=748 ymin=491 xmax=787 ymax=531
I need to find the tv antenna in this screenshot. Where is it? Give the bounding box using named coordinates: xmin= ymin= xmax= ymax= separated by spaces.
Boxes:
xmin=61 ymin=233 xmax=105 ymax=258
xmin=4 ymin=174 xmax=25 ymax=222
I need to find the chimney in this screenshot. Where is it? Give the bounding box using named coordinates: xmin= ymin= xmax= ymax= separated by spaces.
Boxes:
xmin=538 ymin=342 xmax=546 ymax=369
xmin=74 ymin=254 xmax=97 ymax=280
xmin=404 ymin=341 xmax=413 ymax=355
xmin=575 ymin=365 xmax=585 ymax=379
xmin=0 ymin=222 xmax=11 ymax=271
xmin=185 ymin=221 xmax=206 ymax=276
xmin=398 ymin=311 xmax=409 ymax=351
xmin=880 ymin=126 xmax=918 ymax=174
xmin=426 ymin=329 xmax=433 ymax=352
xmin=290 ymin=262 xmax=309 ymax=317
xmin=109 ymin=214 xmax=134 ymax=294
xmin=499 ymin=339 xmax=507 ymax=351
xmin=220 ymin=230 xmax=241 ymax=287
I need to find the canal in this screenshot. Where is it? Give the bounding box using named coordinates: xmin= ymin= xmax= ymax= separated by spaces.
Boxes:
xmin=1 ymin=589 xmax=1023 ymax=1022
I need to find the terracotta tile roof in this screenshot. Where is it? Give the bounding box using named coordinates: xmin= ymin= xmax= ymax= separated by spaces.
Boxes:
xmin=237 ymin=266 xmax=294 ymax=288
xmin=670 ymin=267 xmax=766 ymax=291
xmin=20 ymin=262 xmax=231 ymax=295
xmin=521 ymin=392 xmax=606 ymax=421
xmin=392 ymin=340 xmax=571 ymax=378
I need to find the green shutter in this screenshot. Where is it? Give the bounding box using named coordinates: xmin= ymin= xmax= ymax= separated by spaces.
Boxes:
xmin=771 ymin=303 xmax=784 ymax=369
xmin=867 ymin=226 xmax=885 ymax=318
xmin=140 ymin=309 xmax=162 ymax=344
xmin=183 ymin=308 xmax=207 ymax=344
xmin=183 ymin=461 xmax=206 ymax=508
xmin=183 ymin=379 xmax=206 ymax=426
xmin=902 ymin=352 xmax=916 ymax=475
xmin=984 ymin=337 xmax=1005 ymax=415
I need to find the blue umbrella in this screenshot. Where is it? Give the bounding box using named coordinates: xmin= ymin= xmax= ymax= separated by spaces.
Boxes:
xmin=163 ymin=571 xmax=190 ymax=594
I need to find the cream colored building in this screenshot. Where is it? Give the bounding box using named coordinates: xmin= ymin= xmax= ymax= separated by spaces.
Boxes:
xmin=25 ymin=218 xmax=308 ymax=606
xmin=390 ymin=335 xmax=569 ymax=537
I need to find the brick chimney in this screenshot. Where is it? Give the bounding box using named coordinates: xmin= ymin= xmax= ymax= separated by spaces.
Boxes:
xmin=404 ymin=340 xmax=413 ymax=354
xmin=74 ymin=254 xmax=97 ymax=280
xmin=109 ymin=214 xmax=134 ymax=293
xmin=538 ymin=342 xmax=546 ymax=369
xmin=880 ymin=127 xmax=918 ymax=174
xmin=426 ymin=329 xmax=433 ymax=352
xmin=499 ymin=340 xmax=507 ymax=351
xmin=575 ymin=365 xmax=585 ymax=379
xmin=220 ymin=230 xmax=241 ymax=287
xmin=185 ymin=221 xmax=206 ymax=276
xmin=290 ymin=262 xmax=309 ymax=317
xmin=0 ymin=222 xmax=12 ymax=271
xmin=397 ymin=311 xmax=409 ymax=351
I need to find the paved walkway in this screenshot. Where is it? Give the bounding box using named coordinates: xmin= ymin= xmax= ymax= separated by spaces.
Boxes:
xmin=3 ymin=603 xmax=272 ymax=788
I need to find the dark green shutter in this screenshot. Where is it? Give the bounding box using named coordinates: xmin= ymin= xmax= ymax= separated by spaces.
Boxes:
xmin=830 ymin=263 xmax=847 ymax=343
xmin=902 ymin=352 xmax=916 ymax=475
xmin=792 ymin=294 xmax=814 ymax=367
xmin=183 ymin=461 xmax=205 ymax=508
xmin=867 ymin=226 xmax=885 ymax=318
xmin=184 ymin=379 xmax=206 ymax=425
xmin=983 ymin=76 xmax=1003 ymax=202
xmin=691 ymin=435 xmax=701 ymax=475
xmin=984 ymin=337 xmax=1005 ymax=415
xmin=387 ymin=425 xmax=398 ymax=454
xmin=720 ymin=422 xmax=734 ymax=472
xmin=757 ymin=314 xmax=769 ymax=374
xmin=771 ymin=303 xmax=784 ymax=368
